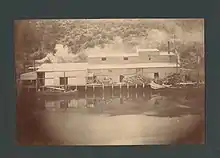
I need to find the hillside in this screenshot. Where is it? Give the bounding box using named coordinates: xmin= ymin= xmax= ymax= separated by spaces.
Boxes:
xmin=14 ymin=19 xmax=204 ymax=74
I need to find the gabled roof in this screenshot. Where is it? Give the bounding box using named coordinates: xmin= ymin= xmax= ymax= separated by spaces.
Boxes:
xmin=20 ymin=72 xmax=37 ymax=80
xmin=37 ymin=63 xmax=88 ymax=72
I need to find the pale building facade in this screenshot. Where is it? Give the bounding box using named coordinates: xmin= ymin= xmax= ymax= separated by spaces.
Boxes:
xmin=35 ymin=48 xmax=180 ymax=86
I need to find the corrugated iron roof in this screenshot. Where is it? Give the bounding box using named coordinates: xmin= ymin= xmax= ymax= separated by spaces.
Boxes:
xmin=37 ymin=63 xmax=88 ymax=72
xmin=37 ymin=62 xmax=179 ymax=72
xmin=89 ymin=63 xmax=179 ymax=69
xmin=20 ymin=72 xmax=37 ymax=80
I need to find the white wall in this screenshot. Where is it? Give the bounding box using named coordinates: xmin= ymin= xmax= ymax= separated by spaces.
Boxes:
xmin=89 ymin=67 xmax=177 ymax=82
xmin=88 ymin=68 xmax=137 ymax=83
xmin=43 ymin=67 xmax=177 ymax=86
xmin=44 ymin=70 xmax=87 ymax=86
xmin=88 ymin=56 xmax=139 ymax=64
xmin=139 ymin=54 xmax=177 ymax=63
xmin=143 ymin=67 xmax=177 ymax=79
xmin=88 ymin=54 xmax=177 ymax=64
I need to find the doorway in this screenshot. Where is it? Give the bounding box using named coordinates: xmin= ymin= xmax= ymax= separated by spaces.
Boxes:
xmin=37 ymin=72 xmax=45 ymax=87
xmin=154 ymin=72 xmax=159 ymax=79
xmin=119 ymin=75 xmax=124 ymax=82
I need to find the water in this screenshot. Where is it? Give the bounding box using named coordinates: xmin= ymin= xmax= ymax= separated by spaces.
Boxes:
xmin=17 ymin=88 xmax=205 ymax=145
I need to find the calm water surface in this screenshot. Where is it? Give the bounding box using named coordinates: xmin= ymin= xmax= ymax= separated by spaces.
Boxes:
xmin=17 ymin=87 xmax=205 ymax=145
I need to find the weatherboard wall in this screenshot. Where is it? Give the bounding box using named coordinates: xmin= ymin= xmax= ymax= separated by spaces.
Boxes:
xmin=87 ymin=53 xmax=177 ymax=65
xmin=88 ymin=56 xmax=139 ymax=64
xmin=142 ymin=67 xmax=177 ymax=79
xmin=88 ymin=68 xmax=137 ymax=83
xmin=44 ymin=70 xmax=87 ymax=86
xmin=88 ymin=67 xmax=177 ymax=82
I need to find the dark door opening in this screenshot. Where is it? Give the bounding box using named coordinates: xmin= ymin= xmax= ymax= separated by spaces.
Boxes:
xmin=60 ymin=77 xmax=68 ymax=85
xmin=37 ymin=72 xmax=45 ymax=87
xmin=154 ymin=73 xmax=159 ymax=79
xmin=119 ymin=75 xmax=124 ymax=82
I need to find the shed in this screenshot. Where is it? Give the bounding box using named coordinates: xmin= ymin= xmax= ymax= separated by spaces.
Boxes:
xmin=20 ymin=72 xmax=37 ymax=80
xmin=36 ymin=63 xmax=88 ymax=86
xmin=37 ymin=63 xmax=88 ymax=72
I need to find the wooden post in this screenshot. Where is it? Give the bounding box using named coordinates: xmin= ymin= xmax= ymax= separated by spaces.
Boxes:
xmin=85 ymin=92 xmax=87 ymax=100
xmin=197 ymin=55 xmax=200 ymax=85
xmin=127 ymin=84 xmax=129 ymax=98
xmin=93 ymin=84 xmax=95 ymax=93
xmin=85 ymin=97 xmax=88 ymax=107
xmin=143 ymin=83 xmax=145 ymax=88
xmin=102 ymin=88 xmax=105 ymax=100
xmin=135 ymin=84 xmax=138 ymax=89
xmin=111 ymin=84 xmax=114 ymax=98
xmin=93 ymin=91 xmax=95 ymax=98
xmin=111 ymin=84 xmax=114 ymax=97
xmin=35 ymin=79 xmax=38 ymax=92
xmin=64 ymin=72 xmax=67 ymax=91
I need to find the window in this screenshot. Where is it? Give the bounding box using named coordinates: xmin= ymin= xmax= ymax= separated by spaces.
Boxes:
xmin=101 ymin=57 xmax=106 ymax=61
xmin=148 ymin=56 xmax=151 ymax=60
xmin=123 ymin=57 xmax=128 ymax=60
xmin=37 ymin=72 xmax=45 ymax=86
xmin=60 ymin=77 xmax=68 ymax=85
xmin=136 ymin=68 xmax=141 ymax=72
xmin=119 ymin=75 xmax=124 ymax=82
xmin=169 ymin=55 xmax=172 ymax=62
xmin=154 ymin=73 xmax=159 ymax=79
xmin=108 ymin=69 xmax=112 ymax=72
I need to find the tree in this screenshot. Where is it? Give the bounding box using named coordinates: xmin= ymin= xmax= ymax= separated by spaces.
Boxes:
xmin=14 ymin=20 xmax=42 ymax=74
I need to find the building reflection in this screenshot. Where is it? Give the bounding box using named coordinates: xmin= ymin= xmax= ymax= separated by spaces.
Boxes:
xmin=41 ymin=90 xmax=152 ymax=110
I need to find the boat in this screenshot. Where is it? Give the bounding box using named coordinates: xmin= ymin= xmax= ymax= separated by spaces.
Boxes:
xmin=150 ymin=81 xmax=203 ymax=91
xmin=36 ymin=86 xmax=78 ymax=97
xmin=149 ymin=81 xmax=171 ymax=90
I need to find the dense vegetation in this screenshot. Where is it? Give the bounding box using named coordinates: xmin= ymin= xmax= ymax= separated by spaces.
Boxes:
xmin=14 ymin=19 xmax=204 ymax=75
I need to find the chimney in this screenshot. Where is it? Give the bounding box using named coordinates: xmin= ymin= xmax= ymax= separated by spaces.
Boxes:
xmin=168 ymin=41 xmax=170 ymax=54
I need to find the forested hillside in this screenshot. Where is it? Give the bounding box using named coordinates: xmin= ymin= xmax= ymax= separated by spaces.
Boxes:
xmin=14 ymin=19 xmax=204 ymax=74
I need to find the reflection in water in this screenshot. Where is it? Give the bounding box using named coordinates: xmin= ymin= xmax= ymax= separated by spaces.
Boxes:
xmin=40 ymin=89 xmax=204 ymax=117
xmin=22 ymin=88 xmax=204 ymax=145
xmin=35 ymin=88 xmax=204 ymax=145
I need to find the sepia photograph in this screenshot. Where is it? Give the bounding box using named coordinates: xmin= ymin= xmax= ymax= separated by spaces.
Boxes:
xmin=15 ymin=19 xmax=205 ymax=145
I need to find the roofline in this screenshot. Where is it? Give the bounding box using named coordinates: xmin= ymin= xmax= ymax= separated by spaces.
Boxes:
xmin=88 ymin=54 xmax=139 ymax=57
xmin=137 ymin=48 xmax=159 ymax=52
xmin=37 ymin=63 xmax=180 ymax=72
xmin=37 ymin=70 xmax=87 ymax=72
xmin=88 ymin=65 xmax=180 ymax=70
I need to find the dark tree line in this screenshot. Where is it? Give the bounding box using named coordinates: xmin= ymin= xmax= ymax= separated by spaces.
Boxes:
xmin=14 ymin=19 xmax=204 ymax=75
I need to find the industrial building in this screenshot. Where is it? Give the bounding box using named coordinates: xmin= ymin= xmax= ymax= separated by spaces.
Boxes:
xmin=31 ymin=48 xmax=180 ymax=87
